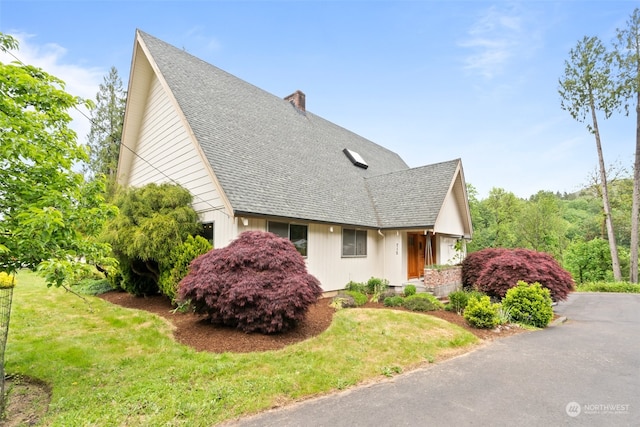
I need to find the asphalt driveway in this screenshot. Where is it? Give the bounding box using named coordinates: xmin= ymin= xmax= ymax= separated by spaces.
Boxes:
xmin=227 ymin=292 xmax=640 ymax=427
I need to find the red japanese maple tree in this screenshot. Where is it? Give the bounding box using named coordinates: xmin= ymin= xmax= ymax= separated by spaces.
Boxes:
xmin=178 ymin=231 xmax=322 ymax=334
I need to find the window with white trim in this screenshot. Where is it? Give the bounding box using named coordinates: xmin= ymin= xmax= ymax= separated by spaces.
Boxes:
xmin=342 ymin=228 xmax=367 ymax=257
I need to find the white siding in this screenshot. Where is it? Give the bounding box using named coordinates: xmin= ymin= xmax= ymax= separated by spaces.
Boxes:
xmin=438 ymin=235 xmax=463 ymax=265
xmin=434 ymin=190 xmax=466 ymax=236
xmin=124 ymin=74 xmax=236 ymax=250
xmin=128 ymin=76 xmax=223 ymax=215
xmin=228 ymin=219 xmax=395 ymax=292
xmin=379 ymin=230 xmax=406 ymax=286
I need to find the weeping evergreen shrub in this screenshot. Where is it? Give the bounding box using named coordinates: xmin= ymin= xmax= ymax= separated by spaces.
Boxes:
xmin=178 ymin=231 xmax=322 ymax=334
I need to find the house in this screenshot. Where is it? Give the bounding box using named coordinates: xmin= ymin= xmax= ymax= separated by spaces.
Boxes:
xmin=116 ymin=30 xmax=473 ymax=294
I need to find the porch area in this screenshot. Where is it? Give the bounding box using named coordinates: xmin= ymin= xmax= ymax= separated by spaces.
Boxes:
xmin=392 ymin=265 xmax=462 ymax=298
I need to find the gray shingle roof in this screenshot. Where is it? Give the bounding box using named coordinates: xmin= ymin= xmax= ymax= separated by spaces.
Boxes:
xmin=366 ymin=159 xmax=460 ymax=228
xmin=138 ymin=30 xmax=460 ymax=229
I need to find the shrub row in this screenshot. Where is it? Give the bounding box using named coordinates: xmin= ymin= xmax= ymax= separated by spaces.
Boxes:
xmin=462 ymin=282 xmax=553 ymax=329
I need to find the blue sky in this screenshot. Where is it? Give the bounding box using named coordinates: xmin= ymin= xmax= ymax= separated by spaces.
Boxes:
xmin=1 ymin=0 xmax=638 ymax=199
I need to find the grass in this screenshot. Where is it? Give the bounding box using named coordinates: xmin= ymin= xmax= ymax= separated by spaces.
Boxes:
xmin=6 ymin=271 xmax=478 ymax=426
xmin=575 ymin=282 xmax=640 ymax=293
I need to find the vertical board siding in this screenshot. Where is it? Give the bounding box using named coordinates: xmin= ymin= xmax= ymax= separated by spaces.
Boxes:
xmin=379 ymin=230 xmax=405 ymax=286
xmin=434 ymin=190 xmax=466 ymax=236
xmin=216 ymin=220 xmax=390 ymax=292
xmin=128 ymin=75 xmax=223 ymax=215
xmin=306 ymin=224 xmax=385 ymax=292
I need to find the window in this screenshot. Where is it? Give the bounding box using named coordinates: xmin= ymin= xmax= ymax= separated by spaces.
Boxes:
xmin=268 ymin=221 xmax=308 ymax=256
xmin=342 ymin=229 xmax=367 ymax=257
xmin=201 ymin=222 xmax=214 ymax=246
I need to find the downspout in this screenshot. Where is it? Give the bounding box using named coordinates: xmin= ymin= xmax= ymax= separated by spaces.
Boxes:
xmin=378 ymin=229 xmax=385 ymax=279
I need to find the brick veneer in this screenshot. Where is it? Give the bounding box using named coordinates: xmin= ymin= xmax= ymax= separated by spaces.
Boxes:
xmin=424 ymin=266 xmax=462 ymax=297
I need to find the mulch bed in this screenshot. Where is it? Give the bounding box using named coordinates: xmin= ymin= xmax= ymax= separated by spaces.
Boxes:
xmin=99 ymin=291 xmax=527 ymax=353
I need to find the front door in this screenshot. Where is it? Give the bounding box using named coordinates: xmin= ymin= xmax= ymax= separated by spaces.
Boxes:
xmin=407 ymin=233 xmax=427 ymax=279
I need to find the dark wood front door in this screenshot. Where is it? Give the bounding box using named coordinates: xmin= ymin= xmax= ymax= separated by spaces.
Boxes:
xmin=408 ymin=233 xmax=427 ymax=279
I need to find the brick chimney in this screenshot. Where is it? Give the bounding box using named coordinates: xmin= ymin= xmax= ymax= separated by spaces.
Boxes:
xmin=284 ymin=90 xmax=305 ymax=112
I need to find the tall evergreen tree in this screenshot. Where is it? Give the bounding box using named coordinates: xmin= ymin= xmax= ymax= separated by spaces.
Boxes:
xmin=559 ymin=36 xmax=623 ymax=281
xmin=85 ymin=66 xmax=126 ymax=194
xmin=613 ymin=8 xmax=640 ymax=283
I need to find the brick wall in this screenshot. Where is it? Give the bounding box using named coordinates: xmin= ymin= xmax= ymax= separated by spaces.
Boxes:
xmin=424 ymin=266 xmax=462 ymax=297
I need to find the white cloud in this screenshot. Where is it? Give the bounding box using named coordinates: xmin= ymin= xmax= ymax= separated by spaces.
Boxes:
xmin=459 ymin=4 xmax=540 ymax=79
xmin=0 ymin=32 xmax=105 ymax=145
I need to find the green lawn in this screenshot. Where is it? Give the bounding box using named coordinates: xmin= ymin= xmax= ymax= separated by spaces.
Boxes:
xmin=575 ymin=282 xmax=640 ymax=293
xmin=6 ymin=271 xmax=477 ymax=426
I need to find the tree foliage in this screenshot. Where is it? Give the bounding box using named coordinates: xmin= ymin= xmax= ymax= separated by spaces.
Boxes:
xmin=517 ymin=191 xmax=569 ymax=259
xmin=461 ymin=248 xmax=507 ymax=289
xmin=559 ymin=35 xmax=623 ymax=281
xmin=466 ymin=248 xmax=574 ymax=301
xmin=564 ymin=238 xmax=614 ymax=283
xmin=0 ymin=32 xmax=115 ymax=284
xmin=84 ymin=66 xmax=126 ymax=195
xmin=467 ymin=188 xmax=522 ymax=252
xmin=178 ymin=231 xmax=322 ymax=334
xmin=102 ymin=183 xmax=200 ymax=295
xmin=613 ymin=8 xmax=640 ymax=282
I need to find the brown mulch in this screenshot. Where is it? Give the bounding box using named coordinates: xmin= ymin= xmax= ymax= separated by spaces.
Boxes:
xmin=99 ymin=291 xmax=527 ymax=353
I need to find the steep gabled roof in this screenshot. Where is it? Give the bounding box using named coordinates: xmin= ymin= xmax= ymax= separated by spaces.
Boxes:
xmin=130 ymin=30 xmax=466 ymax=230
xmin=366 ymin=159 xmax=462 ymax=229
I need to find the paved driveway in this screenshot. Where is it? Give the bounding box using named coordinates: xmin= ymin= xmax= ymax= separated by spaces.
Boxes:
xmin=227 ymin=293 xmax=640 ymax=427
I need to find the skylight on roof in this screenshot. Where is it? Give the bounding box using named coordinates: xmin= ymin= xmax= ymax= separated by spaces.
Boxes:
xmin=343 ymin=148 xmax=368 ymax=169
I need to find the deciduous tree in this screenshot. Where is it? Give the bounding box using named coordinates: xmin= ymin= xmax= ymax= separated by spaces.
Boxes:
xmin=179 ymin=231 xmax=322 ymax=334
xmin=517 ymin=191 xmax=569 ymax=259
xmin=0 ymin=33 xmax=115 ymax=285
xmin=559 ymin=35 xmax=623 ymax=281
xmin=613 ymin=8 xmax=640 ymax=282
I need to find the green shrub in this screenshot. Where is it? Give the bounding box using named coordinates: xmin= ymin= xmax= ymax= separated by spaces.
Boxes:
xmin=446 ymin=290 xmax=468 ymax=314
xmin=345 ymin=280 xmax=367 ymax=294
xmin=463 ymin=295 xmax=500 ymax=329
xmin=344 ymin=290 xmax=368 ymax=306
xmin=576 ymin=282 xmax=640 ymax=293
xmin=402 ymin=293 xmax=443 ymax=312
xmin=502 ymin=281 xmax=553 ymax=328
xmin=367 ymin=277 xmax=389 ymax=293
xmin=367 ymin=277 xmax=389 ymax=302
xmin=383 ymin=295 xmax=404 ymax=307
xmin=158 ymin=235 xmax=212 ymax=301
xmin=445 ymin=290 xmax=483 ymax=314
xmin=403 ymin=284 xmax=417 ymax=297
